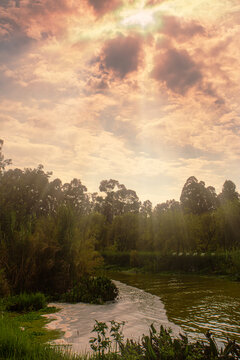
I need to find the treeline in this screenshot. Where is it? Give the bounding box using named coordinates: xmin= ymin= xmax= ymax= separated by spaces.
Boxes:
xmin=1 ymin=140 xmax=240 ymax=294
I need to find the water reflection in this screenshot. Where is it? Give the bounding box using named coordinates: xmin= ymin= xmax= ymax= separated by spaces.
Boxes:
xmin=110 ymin=272 xmax=240 ymax=343
xmin=46 ymin=274 xmax=240 ymax=354
xmin=46 ymin=281 xmax=180 ymax=354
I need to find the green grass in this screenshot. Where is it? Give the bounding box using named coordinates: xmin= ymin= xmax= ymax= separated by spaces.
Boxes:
xmin=0 ymin=317 xmax=69 ymax=359
xmin=0 ymin=294 xmax=62 ymax=345
xmin=8 ymin=307 xmax=63 ymax=344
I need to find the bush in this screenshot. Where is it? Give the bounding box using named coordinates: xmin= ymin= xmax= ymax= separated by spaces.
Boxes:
xmin=63 ymin=276 xmax=119 ymax=304
xmin=6 ymin=292 xmax=47 ymax=312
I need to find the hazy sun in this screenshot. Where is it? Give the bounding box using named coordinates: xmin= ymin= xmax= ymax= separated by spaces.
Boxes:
xmin=122 ymin=9 xmax=155 ymax=28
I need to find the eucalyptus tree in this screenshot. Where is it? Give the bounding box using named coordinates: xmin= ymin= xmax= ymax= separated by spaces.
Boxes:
xmin=218 ymin=180 xmax=239 ymax=203
xmin=96 ymin=179 xmax=140 ymax=222
xmin=180 ymin=176 xmax=217 ymax=214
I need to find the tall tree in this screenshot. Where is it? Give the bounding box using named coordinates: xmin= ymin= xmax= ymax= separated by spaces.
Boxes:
xmin=218 ymin=180 xmax=239 ymax=203
xmin=154 ymin=199 xmax=180 ymax=214
xmin=180 ymin=176 xmax=217 ymax=214
xmin=97 ymin=179 xmax=140 ymax=222
xmin=62 ymin=178 xmax=90 ymax=215
xmin=0 ymin=139 xmax=11 ymax=173
xmin=140 ymin=200 xmax=152 ymax=217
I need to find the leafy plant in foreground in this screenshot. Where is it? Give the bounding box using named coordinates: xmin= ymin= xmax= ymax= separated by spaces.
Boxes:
xmin=89 ymin=321 xmax=240 ymax=359
xmin=90 ymin=320 xmax=111 ymax=357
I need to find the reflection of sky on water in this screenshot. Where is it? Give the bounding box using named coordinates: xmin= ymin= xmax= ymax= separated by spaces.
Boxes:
xmin=45 ymin=280 xmax=180 ymax=355
xmin=110 ymin=273 xmax=240 ymax=345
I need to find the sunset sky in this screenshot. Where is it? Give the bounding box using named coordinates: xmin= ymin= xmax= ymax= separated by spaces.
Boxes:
xmin=1 ymin=0 xmax=240 ymax=204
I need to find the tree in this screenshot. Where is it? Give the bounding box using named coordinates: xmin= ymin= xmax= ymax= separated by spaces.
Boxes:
xmin=154 ymin=199 xmax=180 ymax=214
xmin=218 ymin=180 xmax=239 ymax=203
xmin=140 ymin=200 xmax=152 ymax=217
xmin=62 ymin=178 xmax=90 ymax=215
xmin=97 ymin=179 xmax=140 ymax=222
xmin=0 ymin=139 xmax=11 ymax=173
xmin=180 ymin=176 xmax=217 ymax=214
xmin=109 ymin=213 xmax=139 ymax=251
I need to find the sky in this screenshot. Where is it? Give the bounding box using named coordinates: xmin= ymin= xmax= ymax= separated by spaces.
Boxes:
xmin=0 ymin=0 xmax=240 ymax=205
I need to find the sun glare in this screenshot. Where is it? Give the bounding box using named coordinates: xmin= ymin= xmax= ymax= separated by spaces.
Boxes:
xmin=122 ymin=9 xmax=155 ymax=28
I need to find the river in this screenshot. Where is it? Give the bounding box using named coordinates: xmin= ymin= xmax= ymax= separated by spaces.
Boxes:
xmin=45 ymin=273 xmax=240 ymax=354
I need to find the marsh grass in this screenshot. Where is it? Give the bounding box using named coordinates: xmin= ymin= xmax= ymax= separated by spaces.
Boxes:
xmin=6 ymin=292 xmax=47 ymax=312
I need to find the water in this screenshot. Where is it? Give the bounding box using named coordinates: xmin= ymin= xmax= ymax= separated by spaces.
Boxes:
xmin=46 ymin=280 xmax=180 ymax=354
xmin=110 ymin=272 xmax=240 ymax=344
xmin=46 ymin=273 xmax=240 ymax=354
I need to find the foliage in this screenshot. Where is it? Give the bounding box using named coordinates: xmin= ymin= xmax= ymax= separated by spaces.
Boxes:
xmin=0 ymin=269 xmax=10 ymax=296
xmin=6 ymin=292 xmax=47 ymax=312
xmin=0 ymin=317 xmax=81 ymax=359
xmin=102 ymin=250 xmax=238 ymax=275
xmin=0 ymin=311 xmax=239 ymax=359
xmin=0 ymin=139 xmax=11 ymax=172
xmin=1 ymin=141 xmax=240 ymax=294
xmin=62 ymin=276 xmax=119 ymax=304
xmin=89 ymin=321 xmax=240 ymax=359
xmin=180 ymin=176 xmax=218 ymax=214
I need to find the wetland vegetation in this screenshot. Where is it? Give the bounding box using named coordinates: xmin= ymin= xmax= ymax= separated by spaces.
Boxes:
xmin=0 ymin=139 xmax=240 ymax=358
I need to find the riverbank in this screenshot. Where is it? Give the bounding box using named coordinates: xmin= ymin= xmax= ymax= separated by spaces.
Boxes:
xmin=1 ymin=277 xmax=240 ymax=359
xmin=1 ymin=308 xmax=240 ymax=359
xmin=101 ymin=250 xmax=240 ymax=280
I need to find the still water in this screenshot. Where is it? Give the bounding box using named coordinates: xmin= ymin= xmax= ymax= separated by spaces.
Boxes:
xmin=46 ymin=273 xmax=240 ymax=354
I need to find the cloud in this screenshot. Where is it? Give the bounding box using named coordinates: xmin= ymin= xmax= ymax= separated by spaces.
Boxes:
xmin=101 ymin=34 xmax=143 ymax=79
xmin=0 ymin=0 xmax=80 ymax=41
xmin=160 ymin=15 xmax=205 ymax=42
xmin=88 ymin=0 xmax=122 ymax=16
xmin=146 ymin=0 xmax=166 ymax=5
xmin=0 ymin=15 xmax=35 ymax=64
xmin=152 ymin=48 xmax=202 ymax=94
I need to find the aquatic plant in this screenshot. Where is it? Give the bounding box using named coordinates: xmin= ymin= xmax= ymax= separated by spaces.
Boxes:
xmin=62 ymin=276 xmax=119 ymax=304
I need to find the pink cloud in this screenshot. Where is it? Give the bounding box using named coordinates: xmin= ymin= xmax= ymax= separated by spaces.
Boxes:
xmin=152 ymin=48 xmax=202 ymax=95
xmin=88 ymin=0 xmax=122 ymax=16
xmin=101 ymin=34 xmax=143 ymax=79
xmin=160 ymin=15 xmax=205 ymax=42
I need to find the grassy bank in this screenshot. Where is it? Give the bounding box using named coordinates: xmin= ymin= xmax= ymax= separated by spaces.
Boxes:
xmin=0 ymin=296 xmax=62 ymax=345
xmin=0 ymin=316 xmax=240 ymax=359
xmin=101 ymin=250 xmax=240 ymax=279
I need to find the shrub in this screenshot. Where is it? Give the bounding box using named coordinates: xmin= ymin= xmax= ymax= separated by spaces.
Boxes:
xmin=6 ymin=292 xmax=47 ymax=312
xmin=63 ymin=276 xmax=119 ymax=304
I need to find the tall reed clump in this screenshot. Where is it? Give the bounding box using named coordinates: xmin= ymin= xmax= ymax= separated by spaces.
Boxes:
xmin=6 ymin=292 xmax=47 ymax=312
